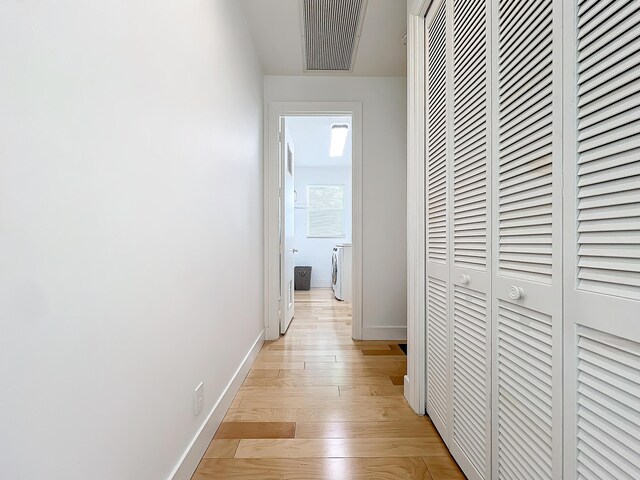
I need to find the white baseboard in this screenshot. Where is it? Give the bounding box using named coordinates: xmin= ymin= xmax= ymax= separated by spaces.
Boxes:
xmin=168 ymin=329 xmax=265 ymax=480
xmin=361 ymin=326 xmax=407 ymax=341
xmin=404 ymin=374 xmax=410 ymax=404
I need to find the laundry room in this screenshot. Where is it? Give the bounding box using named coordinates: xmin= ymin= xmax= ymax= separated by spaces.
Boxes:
xmin=285 ymin=115 xmax=353 ymax=307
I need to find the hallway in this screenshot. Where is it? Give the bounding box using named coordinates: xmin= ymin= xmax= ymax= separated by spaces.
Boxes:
xmin=193 ymin=289 xmax=463 ymax=479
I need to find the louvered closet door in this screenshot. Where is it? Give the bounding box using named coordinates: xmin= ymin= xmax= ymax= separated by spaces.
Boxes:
xmin=563 ymin=0 xmax=640 ymax=478
xmin=492 ymin=0 xmax=563 ymax=477
xmin=449 ymin=0 xmax=491 ymax=477
xmin=425 ymin=0 xmax=451 ymax=439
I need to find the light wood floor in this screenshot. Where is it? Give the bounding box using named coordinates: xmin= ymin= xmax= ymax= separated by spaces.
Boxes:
xmin=193 ymin=289 xmax=464 ymax=479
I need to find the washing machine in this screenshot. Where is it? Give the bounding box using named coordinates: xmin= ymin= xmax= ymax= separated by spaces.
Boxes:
xmin=332 ymin=243 xmax=352 ymax=301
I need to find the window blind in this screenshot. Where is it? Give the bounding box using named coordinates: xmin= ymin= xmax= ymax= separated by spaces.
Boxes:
xmin=307 ymin=185 xmax=345 ymax=238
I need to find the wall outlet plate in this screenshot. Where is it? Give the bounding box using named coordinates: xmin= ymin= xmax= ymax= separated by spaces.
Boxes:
xmin=194 ymin=382 xmax=204 ymax=416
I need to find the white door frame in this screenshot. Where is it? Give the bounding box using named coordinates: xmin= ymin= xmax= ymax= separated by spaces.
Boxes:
xmin=264 ymin=101 xmax=363 ymax=341
xmin=405 ymin=0 xmax=429 ymax=414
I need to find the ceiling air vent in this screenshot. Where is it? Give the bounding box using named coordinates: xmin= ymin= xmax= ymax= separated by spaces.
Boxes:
xmin=302 ymin=0 xmax=368 ymax=71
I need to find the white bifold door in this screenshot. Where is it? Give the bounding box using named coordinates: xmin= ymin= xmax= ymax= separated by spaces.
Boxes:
xmin=423 ymin=0 xmax=640 ymax=479
xmin=425 ymin=0 xmax=492 ymax=477
xmin=425 ymin=0 xmax=451 ymax=440
xmin=563 ymin=0 xmax=640 ymax=478
xmin=492 ymin=0 xmax=564 ymax=477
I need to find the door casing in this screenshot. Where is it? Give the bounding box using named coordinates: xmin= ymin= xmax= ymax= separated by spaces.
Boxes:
xmin=264 ymin=102 xmax=363 ymax=341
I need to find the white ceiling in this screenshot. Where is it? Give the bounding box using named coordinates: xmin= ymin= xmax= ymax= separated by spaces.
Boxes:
xmin=286 ymin=116 xmax=352 ymax=167
xmin=239 ymin=0 xmax=407 ymax=76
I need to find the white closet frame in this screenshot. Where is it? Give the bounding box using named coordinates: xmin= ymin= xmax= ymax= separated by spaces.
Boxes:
xmin=405 ymin=0 xmax=429 ymax=415
xmin=404 ymin=0 xmax=431 ymax=415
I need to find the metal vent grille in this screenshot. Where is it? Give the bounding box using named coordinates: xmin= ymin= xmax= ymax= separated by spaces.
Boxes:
xmin=302 ymin=0 xmax=366 ymax=71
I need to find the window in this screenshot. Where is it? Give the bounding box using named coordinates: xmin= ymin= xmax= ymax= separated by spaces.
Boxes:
xmin=307 ymin=185 xmax=345 ymax=238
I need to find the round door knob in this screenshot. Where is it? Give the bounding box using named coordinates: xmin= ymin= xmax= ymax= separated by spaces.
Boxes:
xmin=509 ymin=286 xmax=524 ymax=300
xmin=460 ymin=274 xmax=471 ymax=285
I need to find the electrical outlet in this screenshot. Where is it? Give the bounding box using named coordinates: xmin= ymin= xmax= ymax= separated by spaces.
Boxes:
xmin=194 ymin=382 xmax=204 ymax=416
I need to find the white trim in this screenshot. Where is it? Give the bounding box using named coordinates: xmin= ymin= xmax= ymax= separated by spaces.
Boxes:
xmin=362 ymin=326 xmax=407 ymax=341
xmin=562 ymin=0 xmax=578 ymax=477
xmin=489 ymin=0 xmax=499 ymax=474
xmin=403 ymin=374 xmax=410 ymax=399
xmin=405 ymin=1 xmax=428 ymax=414
xmin=264 ymin=102 xmax=363 ymax=341
xmin=167 ymin=329 xmax=265 ymax=480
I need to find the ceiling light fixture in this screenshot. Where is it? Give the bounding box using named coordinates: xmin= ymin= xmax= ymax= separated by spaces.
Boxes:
xmin=330 ymin=124 xmax=349 ymax=157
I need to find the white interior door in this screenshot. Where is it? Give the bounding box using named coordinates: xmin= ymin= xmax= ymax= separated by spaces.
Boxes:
xmin=280 ymin=121 xmax=295 ymax=334
xmin=492 ymin=0 xmax=563 ymax=477
xmin=564 ymin=0 xmax=640 ymax=477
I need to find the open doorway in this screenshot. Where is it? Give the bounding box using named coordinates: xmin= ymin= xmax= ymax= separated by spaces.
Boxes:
xmin=264 ymin=102 xmax=362 ymax=341
xmin=280 ymin=115 xmax=353 ymax=334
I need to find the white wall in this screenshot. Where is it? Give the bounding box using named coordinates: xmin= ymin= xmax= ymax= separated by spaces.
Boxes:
xmin=265 ymin=76 xmax=407 ymax=339
xmin=294 ymin=167 xmax=353 ymax=288
xmin=0 ymin=2 xmax=264 ymax=479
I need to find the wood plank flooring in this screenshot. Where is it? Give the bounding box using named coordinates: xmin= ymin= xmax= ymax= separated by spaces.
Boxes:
xmin=193 ymin=289 xmax=464 ymax=479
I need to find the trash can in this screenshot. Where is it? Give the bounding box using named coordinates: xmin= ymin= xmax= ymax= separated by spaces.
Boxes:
xmin=294 ymin=266 xmax=312 ymax=291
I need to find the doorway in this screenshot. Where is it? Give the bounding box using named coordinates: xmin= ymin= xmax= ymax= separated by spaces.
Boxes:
xmin=280 ymin=115 xmax=353 ymax=334
xmin=264 ymin=102 xmax=363 ymax=341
